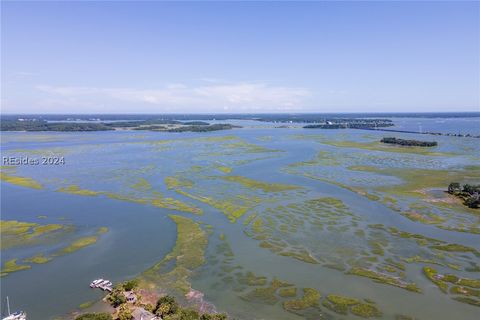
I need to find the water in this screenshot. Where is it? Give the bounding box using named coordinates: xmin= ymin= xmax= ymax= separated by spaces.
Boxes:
xmin=1 ymin=115 xmax=479 ymax=319
xmin=390 ymin=117 xmax=480 ymax=135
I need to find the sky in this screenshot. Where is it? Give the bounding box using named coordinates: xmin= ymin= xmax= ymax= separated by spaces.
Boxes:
xmin=1 ymin=1 xmax=479 ymax=114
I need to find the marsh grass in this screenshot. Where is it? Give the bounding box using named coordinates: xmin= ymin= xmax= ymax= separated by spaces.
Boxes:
xmin=141 ymin=215 xmax=207 ymax=294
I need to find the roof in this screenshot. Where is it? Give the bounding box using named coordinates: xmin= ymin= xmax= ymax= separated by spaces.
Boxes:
xmin=132 ymin=307 xmax=161 ymax=320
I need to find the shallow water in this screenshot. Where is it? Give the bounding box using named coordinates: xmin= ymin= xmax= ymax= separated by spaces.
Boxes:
xmin=1 ymin=117 xmax=479 ymax=319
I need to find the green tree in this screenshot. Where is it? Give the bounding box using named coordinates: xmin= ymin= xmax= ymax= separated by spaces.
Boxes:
xmin=107 ymin=286 xmax=126 ymax=307
xmin=155 ymin=295 xmax=179 ymax=316
xmin=464 ymin=195 xmax=480 ymax=208
xmin=122 ymin=279 xmax=139 ymax=291
xmin=164 ymin=309 xmax=199 ymax=320
xmin=117 ymin=304 xmax=133 ymax=320
xmin=144 ymin=303 xmax=155 ymax=313
xmin=200 ymin=313 xmax=227 ymax=320
xmin=448 ymin=182 xmax=461 ymax=194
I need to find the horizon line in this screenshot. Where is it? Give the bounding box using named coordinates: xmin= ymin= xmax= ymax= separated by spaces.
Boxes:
xmin=2 ymin=111 xmax=480 ymax=116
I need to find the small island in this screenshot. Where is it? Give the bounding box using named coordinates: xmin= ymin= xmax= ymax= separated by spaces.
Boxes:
xmin=447 ymin=183 xmax=480 ymax=209
xmin=380 ymin=137 xmax=438 ymax=147
xmin=0 ymin=119 xmax=239 ymax=133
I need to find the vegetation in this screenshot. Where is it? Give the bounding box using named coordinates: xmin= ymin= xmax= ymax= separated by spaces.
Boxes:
xmin=104 ymin=289 xmax=227 ymax=320
xmin=322 ymin=294 xmax=360 ymax=315
xmin=1 ymin=259 xmax=31 ymax=275
xmin=430 ymin=243 xmax=479 ymax=256
xmin=0 ymin=118 xmax=237 ymax=132
xmin=175 ymin=189 xmax=255 ymax=222
xmin=79 ymin=301 xmax=95 ymax=309
xmin=304 ymin=120 xmax=393 ymax=129
xmin=167 ymin=123 xmax=238 ymax=132
xmin=423 ymin=265 xmax=480 ymax=306
xmin=182 ymin=121 xmax=209 ymax=125
xmin=351 ymin=303 xmax=383 ymax=318
xmin=219 ymin=175 xmax=301 ymax=192
xmin=321 ymin=294 xmax=381 ymax=318
xmin=282 ymin=288 xmax=320 ymax=311
xmin=347 ymin=267 xmax=421 ymax=293
xmin=0 ymin=172 xmax=43 ymax=189
xmin=448 ymin=182 xmax=480 ymax=208
xmin=122 ymin=279 xmax=139 ymax=291
xmin=1 ymin=219 xmax=69 ymax=250
xmin=153 ymin=295 xmax=227 ymax=320
xmin=58 ymin=185 xmax=102 ymax=196
xmin=380 ymin=137 xmax=437 ymax=147
xmin=56 ymin=236 xmax=98 ymax=254
xmin=1 ymin=119 xmax=114 ymax=131
xmin=106 ymin=119 xmax=183 ymax=127
xmin=215 ymin=165 xmax=232 ymax=174
xmin=316 ymin=139 xmax=451 ymax=156
xmin=23 ymin=254 xmax=52 ymax=264
xmin=55 ymin=227 xmax=107 ymax=255
xmin=241 ymin=278 xmax=292 ymax=305
xmin=57 ymin=184 xmax=202 ymax=214
xmin=141 ymin=215 xmax=207 ymax=294
xmin=0 ymin=220 xmax=107 ymax=276
xmin=117 ymin=304 xmax=132 ymax=320
xmin=278 ymin=287 xmax=297 ymax=298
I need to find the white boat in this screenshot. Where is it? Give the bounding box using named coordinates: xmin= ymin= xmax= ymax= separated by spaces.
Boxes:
xmin=90 ymin=279 xmax=104 ymax=288
xmin=98 ymin=280 xmax=111 ymax=286
xmin=2 ymin=297 xmax=26 ymax=320
xmin=2 ymin=312 xmax=26 ymax=320
xmin=99 ymin=285 xmax=113 ymax=291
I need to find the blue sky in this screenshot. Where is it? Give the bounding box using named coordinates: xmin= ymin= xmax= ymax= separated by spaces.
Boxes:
xmin=2 ymin=1 xmax=479 ymax=113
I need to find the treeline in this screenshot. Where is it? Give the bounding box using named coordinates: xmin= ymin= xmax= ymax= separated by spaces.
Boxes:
xmin=107 ymin=120 xmax=210 ymax=128
xmin=0 ymin=119 xmax=233 ymax=132
xmin=380 ymin=137 xmax=437 ymax=147
xmin=167 ymin=124 xmax=238 ymax=132
xmin=303 ymin=119 xmax=393 ymax=129
xmin=448 ymin=183 xmax=480 ymax=209
xmin=1 ymin=120 xmax=114 ymax=131
xmin=104 ymin=120 xmax=184 ymax=127
xmin=146 ymin=295 xmax=226 ymax=320
xmin=182 ymin=121 xmax=209 ymax=126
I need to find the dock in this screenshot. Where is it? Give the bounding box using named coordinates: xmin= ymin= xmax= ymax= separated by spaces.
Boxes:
xmin=89 ymin=279 xmax=113 ymax=292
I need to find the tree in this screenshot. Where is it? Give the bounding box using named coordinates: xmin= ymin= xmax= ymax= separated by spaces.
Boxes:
xmin=448 ymin=182 xmax=461 ymax=194
xmin=107 ymin=286 xmax=126 ymax=307
xmin=200 ymin=313 xmax=227 ymax=320
xmin=117 ymin=304 xmax=132 ymax=320
xmin=155 ymin=295 xmax=179 ymax=316
xmin=464 ymin=195 xmax=480 ymax=209
xmin=462 ymin=184 xmax=480 ymax=195
xmin=122 ymin=279 xmax=139 ymax=291
xmin=144 ymin=303 xmax=155 ymax=313
xmin=163 ymin=309 xmax=199 ymax=320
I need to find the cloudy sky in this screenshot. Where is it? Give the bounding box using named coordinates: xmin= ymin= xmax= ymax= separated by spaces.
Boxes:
xmin=2 ymin=1 xmax=479 ymax=114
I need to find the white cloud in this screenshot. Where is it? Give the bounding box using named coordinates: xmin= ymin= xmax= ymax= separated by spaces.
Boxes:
xmin=35 ymin=82 xmax=311 ymax=112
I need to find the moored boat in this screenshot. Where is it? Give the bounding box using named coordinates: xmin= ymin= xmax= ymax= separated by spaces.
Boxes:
xmin=2 ymin=297 xmax=26 ymax=320
xmin=89 ymin=279 xmax=105 ymax=288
